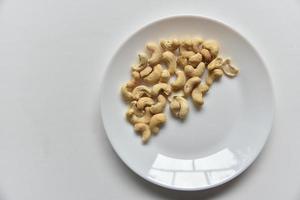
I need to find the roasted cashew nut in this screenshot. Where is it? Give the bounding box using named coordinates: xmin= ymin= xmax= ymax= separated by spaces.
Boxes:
xmin=206 ymin=68 xmax=223 ymax=86
xmin=160 ymin=69 xmax=171 ymax=83
xmin=179 ymin=44 xmax=195 ymax=58
xmin=191 ymin=84 xmax=207 ymax=107
xmin=189 ymin=53 xmax=202 ymax=67
xmin=127 ymin=107 xmax=152 ymax=125
xmin=137 ymin=97 xmax=155 ymax=110
xmin=146 ymin=42 xmax=162 ymax=66
xmin=222 ymin=58 xmax=239 ymax=77
xmin=170 ymin=96 xmax=189 ymax=119
xmin=162 ymin=51 xmax=177 ymax=75
xmin=121 ymin=84 xmax=133 ymax=101
xmin=184 ymin=77 xmax=201 ymax=96
xmin=134 ymin=123 xmax=151 ymax=143
xmin=149 ymin=113 xmax=166 ymax=134
xmin=132 ymin=85 xmax=152 ymax=100
xmin=171 ymin=70 xmax=186 ymax=90
xmin=160 ymin=39 xmax=180 ymax=52
xmin=192 ymin=37 xmax=204 ymax=52
xmin=177 ymin=56 xmax=188 ymax=67
xmin=202 ymin=40 xmax=219 ymax=58
xmin=131 ymin=53 xmax=148 ymax=72
xmin=143 ymin=64 xmax=163 ymax=84
xmin=140 ymin=66 xmax=152 ymax=78
xmin=200 ymin=49 xmax=212 ymax=63
xmin=150 ymin=95 xmax=167 ymax=114
xmin=207 ymin=57 xmax=223 ymax=71
xmin=184 ymin=62 xmax=205 ymax=78
xmin=152 ymin=83 xmax=171 ymax=97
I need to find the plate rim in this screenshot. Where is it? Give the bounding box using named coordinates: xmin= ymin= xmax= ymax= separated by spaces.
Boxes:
xmin=100 ymin=14 xmax=275 ymax=191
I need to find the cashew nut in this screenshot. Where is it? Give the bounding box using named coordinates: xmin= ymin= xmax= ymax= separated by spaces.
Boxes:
xmin=189 ymin=53 xmax=202 ymax=67
xmin=121 ymin=84 xmax=133 ymax=101
xmin=180 ymin=45 xmax=195 ymax=58
xmin=199 ymin=83 xmax=210 ymax=94
xmin=207 ymin=57 xmax=223 ymax=71
xmin=134 ymin=123 xmax=151 ymax=143
xmin=126 ymin=79 xmax=138 ymax=89
xmin=160 ymin=69 xmax=170 ymax=83
xmin=131 ymin=53 xmax=148 ymax=72
xmin=192 ymin=37 xmax=204 ymax=52
xmin=222 ymin=58 xmax=239 ymax=77
xmin=191 ymin=85 xmax=204 ymax=106
xmin=146 ymin=42 xmax=162 ymax=66
xmin=149 ymin=113 xmax=166 ymax=134
xmin=137 ymin=97 xmax=155 ymax=110
xmin=132 ymin=85 xmax=152 ymax=99
xmin=206 ymin=68 xmax=223 ymax=86
xmin=150 ymin=95 xmax=167 ymax=114
xmin=162 ymin=51 xmax=177 ymax=75
xmin=170 ymin=96 xmax=189 ymax=119
xmin=160 ymin=39 xmax=180 ymax=51
xmin=131 ymin=71 xmax=141 ymax=80
xmin=177 ymin=56 xmax=188 ymax=67
xmin=128 ymin=101 xmax=144 ymax=117
xmin=200 ymin=49 xmax=212 ymax=63
xmin=152 ymin=83 xmax=171 ymax=96
xmin=143 ymin=64 xmax=163 ymax=84
xmin=184 ymin=62 xmax=205 ymax=78
xmin=184 ymin=77 xmax=201 ymax=96
xmin=171 ymin=70 xmax=186 ymax=90
xmin=140 ymin=66 xmax=152 ymax=78
xmin=127 ymin=107 xmax=152 ymax=125
xmin=202 ymin=40 xmax=219 ymax=58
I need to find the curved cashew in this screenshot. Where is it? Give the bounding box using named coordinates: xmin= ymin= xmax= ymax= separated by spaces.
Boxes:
xmin=162 ymin=51 xmax=177 ymax=75
xmin=199 ymin=83 xmax=210 ymax=94
xmin=144 ymin=64 xmax=163 ymax=84
xmin=131 ymin=53 xmax=148 ymax=72
xmin=140 ymin=66 xmax=152 ymax=78
xmin=160 ymin=69 xmax=170 ymax=83
xmin=152 ymin=83 xmax=171 ymax=96
xmin=131 ymin=71 xmax=141 ymax=80
xmin=189 ymin=53 xmax=202 ymax=67
xmin=180 ymin=45 xmax=195 ymax=58
xmin=126 ymin=79 xmax=138 ymax=89
xmin=146 ymin=42 xmax=162 ymax=66
xmin=184 ymin=77 xmax=201 ymax=96
xmin=177 ymin=56 xmax=188 ymax=67
xmin=200 ymin=49 xmax=212 ymax=63
xmin=192 ymin=37 xmax=204 ymax=52
xmin=191 ymin=86 xmax=204 ymax=106
xmin=128 ymin=100 xmax=144 ymax=117
xmin=184 ymin=62 xmax=205 ymax=78
xmin=160 ymin=39 xmax=180 ymax=51
xmin=149 ymin=113 xmax=166 ymax=134
xmin=134 ymin=123 xmax=151 ymax=143
xmin=171 ymin=70 xmax=186 ymax=90
xmin=206 ymin=69 xmax=223 ymax=86
xmin=207 ymin=57 xmax=223 ymax=71
xmin=150 ymin=95 xmax=167 ymax=114
xmin=137 ymin=97 xmax=155 ymax=110
xmin=202 ymin=40 xmax=219 ymax=58
xmin=127 ymin=107 xmax=152 ymax=125
xmin=170 ymin=96 xmax=189 ymax=119
xmin=222 ymin=58 xmax=239 ymax=77
xmin=121 ymin=84 xmax=133 ymax=101
xmin=132 ymin=85 xmax=152 ymax=99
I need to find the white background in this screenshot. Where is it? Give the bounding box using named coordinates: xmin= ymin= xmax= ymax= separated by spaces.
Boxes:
xmin=0 ymin=0 xmax=299 ymax=199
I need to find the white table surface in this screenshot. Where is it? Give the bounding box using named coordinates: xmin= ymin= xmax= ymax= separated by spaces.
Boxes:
xmin=0 ymin=0 xmax=300 ymax=199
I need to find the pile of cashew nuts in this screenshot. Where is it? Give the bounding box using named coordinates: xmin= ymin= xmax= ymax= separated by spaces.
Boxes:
xmin=121 ymin=38 xmax=239 ymax=143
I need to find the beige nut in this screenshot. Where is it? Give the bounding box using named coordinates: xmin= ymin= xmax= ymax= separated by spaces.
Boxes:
xmin=134 ymin=123 xmax=151 ymax=143
xmin=127 ymin=107 xmax=152 ymax=125
xmin=180 ymin=45 xmax=195 ymax=58
xmin=184 ymin=77 xmax=201 ymax=96
xmin=222 ymin=58 xmax=239 ymax=77
xmin=192 ymin=37 xmax=204 ymax=52
xmin=207 ymin=57 xmax=223 ymax=71
xmin=137 ymin=97 xmax=155 ymax=110
xmin=191 ymin=86 xmax=204 ymax=106
xmin=132 ymin=85 xmax=152 ymax=99
xmin=150 ymin=95 xmax=167 ymax=114
xmin=170 ymin=96 xmax=189 ymax=119
xmin=171 ymin=70 xmax=186 ymax=90
xmin=200 ymin=49 xmax=212 ymax=63
xmin=146 ymin=42 xmax=162 ymax=66
xmin=126 ymin=79 xmax=138 ymax=89
xmin=160 ymin=69 xmax=171 ymax=83
xmin=162 ymin=51 xmax=177 ymax=75
xmin=160 ymin=39 xmax=180 ymax=51
xmin=206 ymin=68 xmax=223 ymax=86
xmin=129 ymin=101 xmax=144 ymax=117
xmin=177 ymin=56 xmax=188 ymax=67
xmin=189 ymin=53 xmax=202 ymax=67
xmin=140 ymin=66 xmax=152 ymax=78
xmin=144 ymin=64 xmax=163 ymax=84
xmin=202 ymin=40 xmax=219 ymax=58
xmin=131 ymin=53 xmax=148 ymax=72
xmin=184 ymin=62 xmax=205 ymax=78
xmin=131 ymin=71 xmax=141 ymax=80
xmin=149 ymin=113 xmax=166 ymax=134
xmin=152 ymin=83 xmax=171 ymax=97
xmin=199 ymin=83 xmax=210 ymax=94
xmin=120 ymin=84 xmax=133 ymax=101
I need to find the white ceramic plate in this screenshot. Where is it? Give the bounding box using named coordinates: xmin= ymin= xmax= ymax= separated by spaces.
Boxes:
xmin=100 ymin=15 xmax=274 ymax=191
